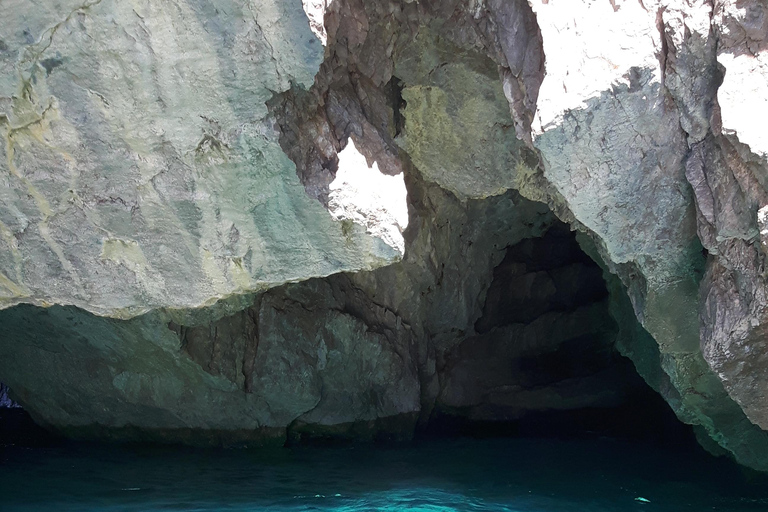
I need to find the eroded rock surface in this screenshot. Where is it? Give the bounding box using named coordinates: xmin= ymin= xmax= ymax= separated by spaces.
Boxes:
xmin=0 ymin=177 xmax=554 ymax=444
xmin=494 ymin=0 xmax=768 ymax=471
xmin=0 ymin=0 xmax=399 ymax=318
xmin=3 ymin=0 xmax=768 ymax=472
xmin=688 ymin=0 xmax=768 ymax=441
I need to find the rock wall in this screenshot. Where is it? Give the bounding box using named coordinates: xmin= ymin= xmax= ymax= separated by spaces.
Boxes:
xmin=2 ymin=0 xmax=768 ymax=471
xmin=0 ymin=0 xmax=399 ymax=318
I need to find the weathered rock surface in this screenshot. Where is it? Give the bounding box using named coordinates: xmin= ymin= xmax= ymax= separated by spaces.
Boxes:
xmin=3 ymin=0 xmax=768 ymax=472
xmin=0 ymin=176 xmax=555 ymax=444
xmin=517 ymin=0 xmax=768 ymax=471
xmin=0 ymin=0 xmax=399 ymax=318
xmin=689 ymin=0 xmax=768 ymax=442
xmin=0 ymin=281 xmax=420 ymax=443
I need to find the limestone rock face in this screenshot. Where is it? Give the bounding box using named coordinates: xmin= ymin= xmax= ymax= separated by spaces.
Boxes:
xmin=691 ymin=0 xmax=768 ymax=436
xmin=518 ymin=0 xmax=768 ymax=471
xmin=0 ymin=0 xmax=399 ymax=318
xmin=395 ymin=28 xmax=528 ymax=200
xmin=0 ymin=181 xmax=554 ymax=444
xmin=0 ymin=279 xmax=420 ymax=441
xmin=4 ymin=0 xmax=768 ymax=472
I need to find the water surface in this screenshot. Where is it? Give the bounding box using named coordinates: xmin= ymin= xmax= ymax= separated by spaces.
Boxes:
xmin=2 ymin=437 xmax=766 ymax=511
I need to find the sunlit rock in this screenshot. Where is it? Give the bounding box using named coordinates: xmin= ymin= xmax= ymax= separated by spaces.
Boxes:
xmin=0 ymin=0 xmax=398 ymax=318
xmin=515 ymin=0 xmax=768 ymax=471
xmin=717 ymin=1 xmax=768 ymax=159
xmin=302 ymin=0 xmax=330 ymax=45
xmin=328 ymin=139 xmax=408 ymax=255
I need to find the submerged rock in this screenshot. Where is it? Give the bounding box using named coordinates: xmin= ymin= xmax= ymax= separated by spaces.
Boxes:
xmin=2 ymin=0 xmax=768 ymax=472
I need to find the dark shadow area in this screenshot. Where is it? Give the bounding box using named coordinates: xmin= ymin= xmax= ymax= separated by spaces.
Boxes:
xmin=0 ymin=408 xmax=61 ymax=447
xmin=476 ymin=223 xmax=608 ymax=332
xmin=426 ymin=222 xmax=704 ymax=453
xmin=424 ymin=378 xmax=700 ymax=449
xmin=0 ymin=383 xmax=61 ymax=448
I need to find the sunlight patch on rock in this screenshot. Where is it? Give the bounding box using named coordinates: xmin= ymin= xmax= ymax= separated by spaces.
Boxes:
xmin=302 ymin=0 xmax=330 ymax=45
xmin=329 ymin=139 xmax=408 ymax=255
xmin=718 ymin=52 xmax=768 ymax=158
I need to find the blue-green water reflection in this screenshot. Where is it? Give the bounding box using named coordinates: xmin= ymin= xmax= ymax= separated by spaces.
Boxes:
xmin=1 ymin=438 xmax=766 ymax=511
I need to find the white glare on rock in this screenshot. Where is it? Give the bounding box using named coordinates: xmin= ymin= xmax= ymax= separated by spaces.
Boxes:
xmin=328 ymin=139 xmax=409 ymax=256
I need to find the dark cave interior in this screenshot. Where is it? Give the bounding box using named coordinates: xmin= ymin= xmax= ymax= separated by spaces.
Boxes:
xmin=424 ymin=224 xmax=699 ymax=449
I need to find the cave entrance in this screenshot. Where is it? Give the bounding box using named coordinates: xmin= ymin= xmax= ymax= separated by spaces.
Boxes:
xmin=427 ymin=223 xmax=694 ymax=446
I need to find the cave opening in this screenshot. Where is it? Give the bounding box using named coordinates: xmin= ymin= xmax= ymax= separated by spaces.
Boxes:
xmin=424 ymin=222 xmax=699 ymax=450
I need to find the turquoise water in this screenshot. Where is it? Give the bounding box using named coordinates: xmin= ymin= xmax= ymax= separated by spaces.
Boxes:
xmin=1 ymin=438 xmax=766 ymax=511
